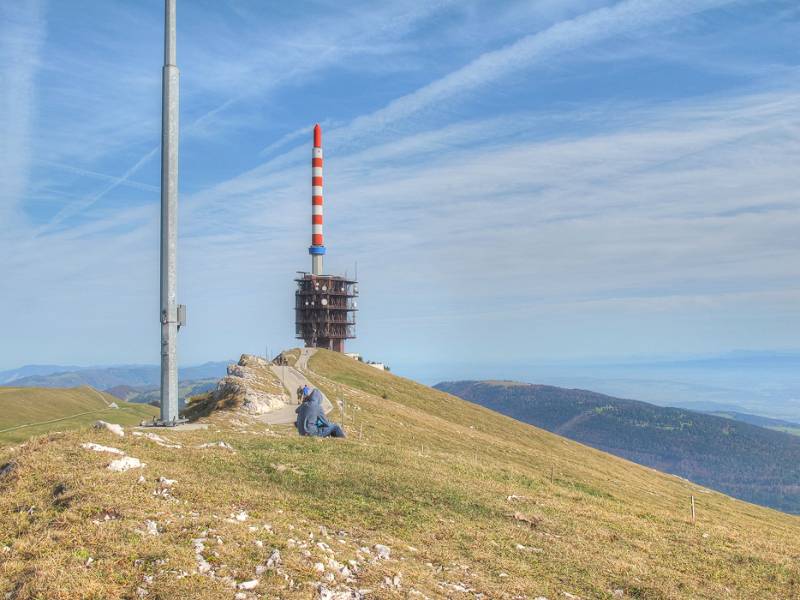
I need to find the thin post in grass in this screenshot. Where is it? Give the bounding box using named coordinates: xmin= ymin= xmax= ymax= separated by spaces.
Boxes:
xmin=691 ymin=495 xmax=696 ymax=525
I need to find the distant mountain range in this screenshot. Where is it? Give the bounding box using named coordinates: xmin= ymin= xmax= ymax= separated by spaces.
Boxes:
xmin=435 ymin=380 xmax=800 ymax=514
xmin=0 ymin=361 xmax=231 ymax=389
xmin=0 ymin=364 xmax=83 ymax=384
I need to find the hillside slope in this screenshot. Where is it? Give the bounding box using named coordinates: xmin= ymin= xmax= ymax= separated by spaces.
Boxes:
xmin=1 ymin=350 xmax=799 ymax=599
xmin=0 ymin=387 xmax=157 ymax=444
xmin=435 ymin=380 xmax=800 ymax=514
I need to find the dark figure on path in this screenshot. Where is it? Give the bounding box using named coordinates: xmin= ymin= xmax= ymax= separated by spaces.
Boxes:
xmin=296 ymin=386 xmax=304 ymax=402
xmin=295 ymin=389 xmax=345 ymax=438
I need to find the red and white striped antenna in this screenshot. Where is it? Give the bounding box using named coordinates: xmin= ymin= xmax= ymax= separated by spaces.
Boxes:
xmin=309 ymin=123 xmax=326 ymax=275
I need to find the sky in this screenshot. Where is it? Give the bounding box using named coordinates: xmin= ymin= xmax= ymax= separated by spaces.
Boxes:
xmin=1 ymin=0 xmax=799 ymax=378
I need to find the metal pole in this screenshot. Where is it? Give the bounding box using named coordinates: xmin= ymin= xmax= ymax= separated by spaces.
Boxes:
xmin=159 ymin=0 xmax=180 ymax=423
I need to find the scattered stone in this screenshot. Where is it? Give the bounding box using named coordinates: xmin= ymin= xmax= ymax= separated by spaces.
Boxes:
xmin=511 ymin=511 xmax=540 ymax=528
xmin=316 ymin=541 xmax=332 ymax=554
xmin=563 ymin=593 xmax=581 ymax=600
xmin=266 ymin=548 xmax=282 ymax=568
xmin=158 ymin=477 xmax=177 ymax=486
xmin=145 ymin=520 xmax=159 ymax=536
xmin=506 ymin=494 xmax=528 ymax=502
xmin=94 ymin=421 xmax=124 ymax=437
xmin=108 ymin=456 xmax=145 ymax=472
xmin=439 ymin=582 xmax=473 ymax=593
xmin=374 ymin=544 xmax=391 ymax=560
xmin=515 ymin=543 xmax=543 ymax=553
xmin=81 ymin=442 xmax=124 ymax=455
xmin=197 ymin=441 xmax=235 ymax=451
xmin=196 ymin=556 xmax=212 ymax=574
xmin=136 ymin=432 xmax=181 ymax=449
xmin=237 ymin=580 xmax=259 ymax=590
xmin=137 ymin=475 xmax=146 ymax=484
xmin=318 ymin=586 xmax=366 ymax=600
xmin=109 ymin=402 xmax=119 ymax=409
xmin=234 ymin=510 xmax=249 ymax=522
xmin=384 ymin=573 xmax=402 ymax=589
xmin=612 ymin=590 xmax=624 ymax=598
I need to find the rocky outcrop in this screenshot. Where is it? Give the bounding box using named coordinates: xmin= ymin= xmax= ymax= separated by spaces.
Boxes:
xmin=212 ymin=355 xmax=286 ymax=415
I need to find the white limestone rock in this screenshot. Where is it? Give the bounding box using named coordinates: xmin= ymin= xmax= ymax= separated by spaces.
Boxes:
xmin=94 ymin=421 xmax=124 ymax=436
xmin=108 ymin=456 xmax=145 ymax=472
xmin=82 ymin=442 xmax=124 ymax=455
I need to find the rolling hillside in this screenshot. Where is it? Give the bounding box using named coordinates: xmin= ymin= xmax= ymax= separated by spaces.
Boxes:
xmin=0 ymin=386 xmax=157 ymax=445
xmin=435 ymin=380 xmax=800 ymax=514
xmin=1 ymin=350 xmax=799 ymax=598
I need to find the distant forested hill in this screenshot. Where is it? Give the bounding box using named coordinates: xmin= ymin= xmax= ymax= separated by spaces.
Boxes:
xmin=435 ymin=380 xmax=800 ymax=514
xmin=8 ymin=362 xmax=230 ymax=390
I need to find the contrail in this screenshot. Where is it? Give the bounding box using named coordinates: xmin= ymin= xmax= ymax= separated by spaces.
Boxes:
xmin=40 ymin=145 xmax=159 ymax=233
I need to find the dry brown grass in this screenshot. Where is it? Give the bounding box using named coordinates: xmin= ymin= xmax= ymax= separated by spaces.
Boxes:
xmin=1 ymin=349 xmax=799 ymax=599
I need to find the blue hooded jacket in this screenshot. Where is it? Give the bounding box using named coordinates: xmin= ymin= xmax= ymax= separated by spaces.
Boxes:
xmin=295 ymin=389 xmax=330 ymax=436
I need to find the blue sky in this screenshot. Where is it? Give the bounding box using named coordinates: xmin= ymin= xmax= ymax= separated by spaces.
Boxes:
xmin=1 ymin=0 xmax=799 ymax=375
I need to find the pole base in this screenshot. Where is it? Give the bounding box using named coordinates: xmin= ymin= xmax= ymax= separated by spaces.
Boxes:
xmin=141 ymin=417 xmax=189 ymax=428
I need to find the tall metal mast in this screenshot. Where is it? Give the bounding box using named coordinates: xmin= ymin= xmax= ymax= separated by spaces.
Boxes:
xmin=159 ymin=0 xmax=182 ymax=424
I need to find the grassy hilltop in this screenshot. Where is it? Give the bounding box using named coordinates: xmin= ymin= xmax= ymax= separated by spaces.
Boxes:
xmin=1 ymin=350 xmax=799 ymax=599
xmin=0 ymin=386 xmax=157 ymax=445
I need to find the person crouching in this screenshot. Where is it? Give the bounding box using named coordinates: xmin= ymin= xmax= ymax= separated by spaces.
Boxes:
xmin=295 ymin=389 xmax=345 ymax=438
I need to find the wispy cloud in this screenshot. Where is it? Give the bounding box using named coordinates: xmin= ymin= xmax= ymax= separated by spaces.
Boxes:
xmin=38 ymin=0 xmax=468 ymax=228
xmin=1 ymin=0 xmax=798 ymax=370
xmin=337 ymin=0 xmax=740 ymax=144
xmin=0 ymin=1 xmax=46 ymax=226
